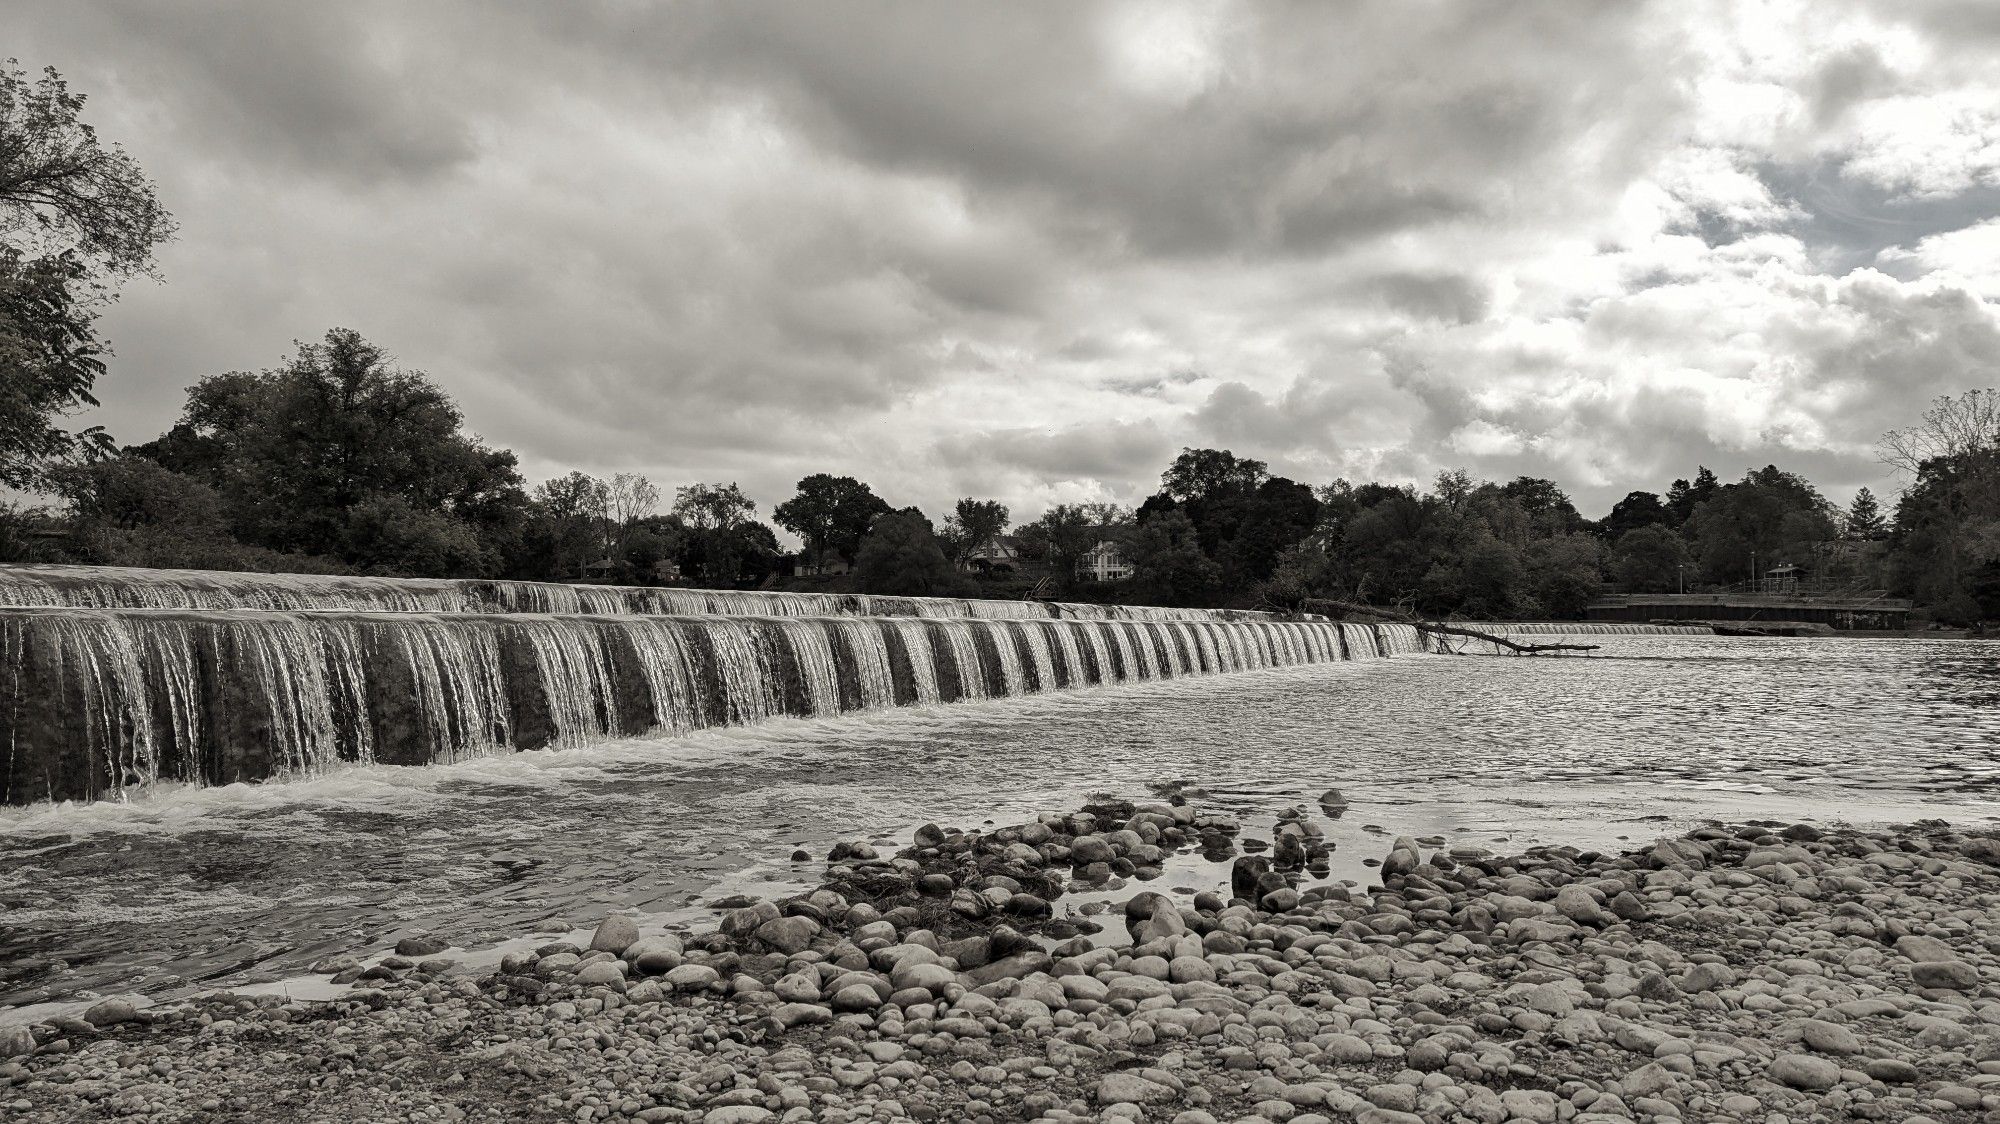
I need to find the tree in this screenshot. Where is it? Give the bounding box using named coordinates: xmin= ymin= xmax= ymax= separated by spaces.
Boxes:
xmin=1526 ymin=533 xmax=1602 ymax=617
xmin=1329 ymin=486 xmax=1431 ymax=605
xmin=139 ymin=328 xmax=528 ymax=576
xmin=1259 ymin=542 xmax=1334 ymax=613
xmin=1074 ymin=501 xmax=1132 ymax=528
xmin=772 ymin=474 xmax=890 ymax=573
xmin=1881 ymin=390 xmax=2000 ymax=476
xmin=1121 ymin=510 xmax=1222 ymax=606
xmin=1845 ymin=487 xmax=1886 ymax=540
xmin=1420 ymin=531 xmax=1524 ymax=618
xmin=1500 ymin=476 xmax=1583 ymax=536
xmin=723 ymin=520 xmax=783 ymax=585
xmin=0 ymin=248 xmax=112 ymax=485
xmin=602 ymin=472 xmax=660 ymax=565
xmin=1880 ymin=390 xmax=2000 ymax=594
xmin=1686 ymin=466 xmax=1839 ymax=584
xmin=0 ymin=502 xmax=68 ymax=563
xmin=673 ymin=482 xmax=774 ymax=585
xmin=341 ymin=495 xmax=488 ymax=577
xmin=45 ymin=453 xmax=345 ymax=572
xmin=940 ymin=497 xmax=1010 ymax=570
xmin=1665 ymin=467 xmax=1719 ymax=524
xmin=676 ymin=515 xmax=779 ymax=586
xmin=852 ymin=509 xmax=968 ymax=596
xmin=1160 ymin=448 xmax=1268 ymax=504
xmin=48 ymin=453 xmax=221 ymax=531
xmin=48 ymin=452 xmax=230 ymax=565
xmin=1218 ymin=477 xmax=1320 ymax=589
xmin=0 ymin=61 xmax=176 ymax=489
xmin=1601 ymin=491 xmax=1669 ymax=540
xmin=1884 ymin=444 xmax=2000 ymax=618
xmin=522 ymin=471 xmax=610 ymax=578
xmin=607 ymin=473 xmax=659 ymax=529
xmin=0 ymin=61 xmax=175 ymax=277
xmin=1019 ymin=504 xmax=1103 ymax=587
xmin=673 ymin=482 xmax=755 ymax=532
xmin=622 ymin=524 xmax=678 ymax=581
xmin=1432 ymin=468 xmax=1475 ymax=515
xmin=537 ymin=471 xmax=610 ymax=523
xmin=1610 ymin=525 xmax=1693 ymax=593
xmin=1141 ymin=448 xmax=1319 ymax=601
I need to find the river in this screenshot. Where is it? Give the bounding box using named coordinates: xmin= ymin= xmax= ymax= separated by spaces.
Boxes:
xmin=2 ymin=633 xmax=1996 ymax=1019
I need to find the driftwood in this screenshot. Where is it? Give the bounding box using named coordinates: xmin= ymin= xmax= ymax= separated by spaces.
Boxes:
xmin=1291 ymin=597 xmax=1600 ymax=656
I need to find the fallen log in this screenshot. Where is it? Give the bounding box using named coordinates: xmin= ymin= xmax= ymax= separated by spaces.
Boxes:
xmin=1290 ymin=597 xmax=1600 ymax=656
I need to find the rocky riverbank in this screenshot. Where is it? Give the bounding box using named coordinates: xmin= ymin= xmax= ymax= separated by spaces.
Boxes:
xmin=6 ymin=798 xmax=2000 ymax=1124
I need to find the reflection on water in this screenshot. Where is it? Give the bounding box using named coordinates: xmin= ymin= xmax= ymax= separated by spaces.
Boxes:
xmin=2 ymin=635 xmax=1997 ymax=1011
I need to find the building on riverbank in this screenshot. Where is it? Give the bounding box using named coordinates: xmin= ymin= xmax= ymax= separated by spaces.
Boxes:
xmin=1075 ymin=533 xmax=1134 ymax=583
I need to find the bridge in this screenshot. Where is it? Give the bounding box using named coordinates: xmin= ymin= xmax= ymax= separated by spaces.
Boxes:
xmin=1586 ymin=590 xmax=1914 ymax=630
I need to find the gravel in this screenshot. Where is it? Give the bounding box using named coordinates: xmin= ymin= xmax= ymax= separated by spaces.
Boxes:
xmin=7 ymin=801 xmax=2000 ymax=1123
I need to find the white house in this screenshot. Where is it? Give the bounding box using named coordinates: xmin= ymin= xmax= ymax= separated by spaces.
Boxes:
xmin=1076 ymin=534 xmax=1133 ymax=582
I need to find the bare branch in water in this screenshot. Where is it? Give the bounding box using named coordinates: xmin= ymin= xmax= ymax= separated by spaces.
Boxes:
xmin=1285 ymin=597 xmax=1601 ymax=656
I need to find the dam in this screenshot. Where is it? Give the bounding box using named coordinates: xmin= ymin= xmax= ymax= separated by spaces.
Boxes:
xmin=4 ymin=621 xmax=1991 ymax=1018
xmin=0 ymin=564 xmax=1269 ymax=621
xmin=0 ymin=564 xmax=1433 ymax=807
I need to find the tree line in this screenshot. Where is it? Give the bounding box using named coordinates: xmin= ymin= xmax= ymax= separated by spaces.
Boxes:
xmin=0 ymin=59 xmax=1992 ymax=622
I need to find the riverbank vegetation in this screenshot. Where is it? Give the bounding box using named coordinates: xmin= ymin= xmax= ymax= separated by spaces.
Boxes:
xmin=0 ymin=62 xmax=1992 ymax=624
xmin=2 ymin=280 xmax=1986 ymax=622
xmin=6 ymin=366 xmax=1971 ymax=622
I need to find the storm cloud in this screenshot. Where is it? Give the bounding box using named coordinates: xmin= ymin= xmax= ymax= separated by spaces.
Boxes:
xmin=15 ymin=0 xmax=2000 ymax=523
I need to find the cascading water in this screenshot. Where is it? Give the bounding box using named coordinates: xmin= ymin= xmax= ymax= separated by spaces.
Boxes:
xmin=0 ymin=604 xmax=1434 ymax=807
xmin=383 ymin=618 xmax=512 ymax=760
xmin=1453 ymin=622 xmax=1716 ymax=636
xmin=831 ymin=619 xmax=897 ymax=711
xmin=936 ymin=622 xmax=991 ymax=701
xmin=0 ymin=564 xmax=1283 ymax=623
xmin=701 ymin=619 xmax=783 ymax=725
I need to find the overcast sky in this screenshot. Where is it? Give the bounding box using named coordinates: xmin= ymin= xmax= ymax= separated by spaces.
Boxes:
xmin=17 ymin=1 xmax=2000 ymax=525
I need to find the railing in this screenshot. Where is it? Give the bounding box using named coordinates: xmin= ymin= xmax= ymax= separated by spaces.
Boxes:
xmin=1591 ymin=589 xmax=1914 ymax=610
xmin=1711 ymin=576 xmax=1892 ymax=599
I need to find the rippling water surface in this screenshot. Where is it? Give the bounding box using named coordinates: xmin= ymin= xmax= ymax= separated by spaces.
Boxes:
xmin=3 ymin=635 xmax=1996 ymax=1014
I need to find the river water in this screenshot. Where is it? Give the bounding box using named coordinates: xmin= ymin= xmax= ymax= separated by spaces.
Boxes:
xmin=3 ymin=634 xmax=1996 ymax=1018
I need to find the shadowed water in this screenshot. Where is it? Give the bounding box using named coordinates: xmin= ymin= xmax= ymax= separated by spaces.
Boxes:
xmin=2 ymin=634 xmax=1996 ymax=1015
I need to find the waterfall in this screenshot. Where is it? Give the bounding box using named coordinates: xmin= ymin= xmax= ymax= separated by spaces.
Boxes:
xmin=1164 ymin=622 xmax=1195 ymax=675
xmin=384 ymin=619 xmax=512 ymax=759
xmin=703 ymin=619 xmax=784 ymax=724
xmin=1075 ymin=621 xmax=1116 ymax=683
xmin=886 ymin=619 xmax=941 ymax=704
xmin=622 ymin=619 xmax=703 ymax=734
xmin=1453 ymin=621 xmax=1716 ymax=636
xmin=984 ymin=622 xmax=1026 ymax=695
xmin=0 ymin=573 xmax=1436 ymax=806
xmin=777 ymin=619 xmax=843 ymax=717
xmin=832 ymin=618 xmax=897 ymax=711
xmin=1043 ymin=621 xmax=1087 ymax=687
xmin=34 ymin=613 xmax=159 ymax=794
xmin=0 ymin=563 xmax=1297 ymax=623
xmin=1011 ymin=620 xmax=1056 ymax=692
xmin=511 ymin=618 xmax=619 ymax=747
